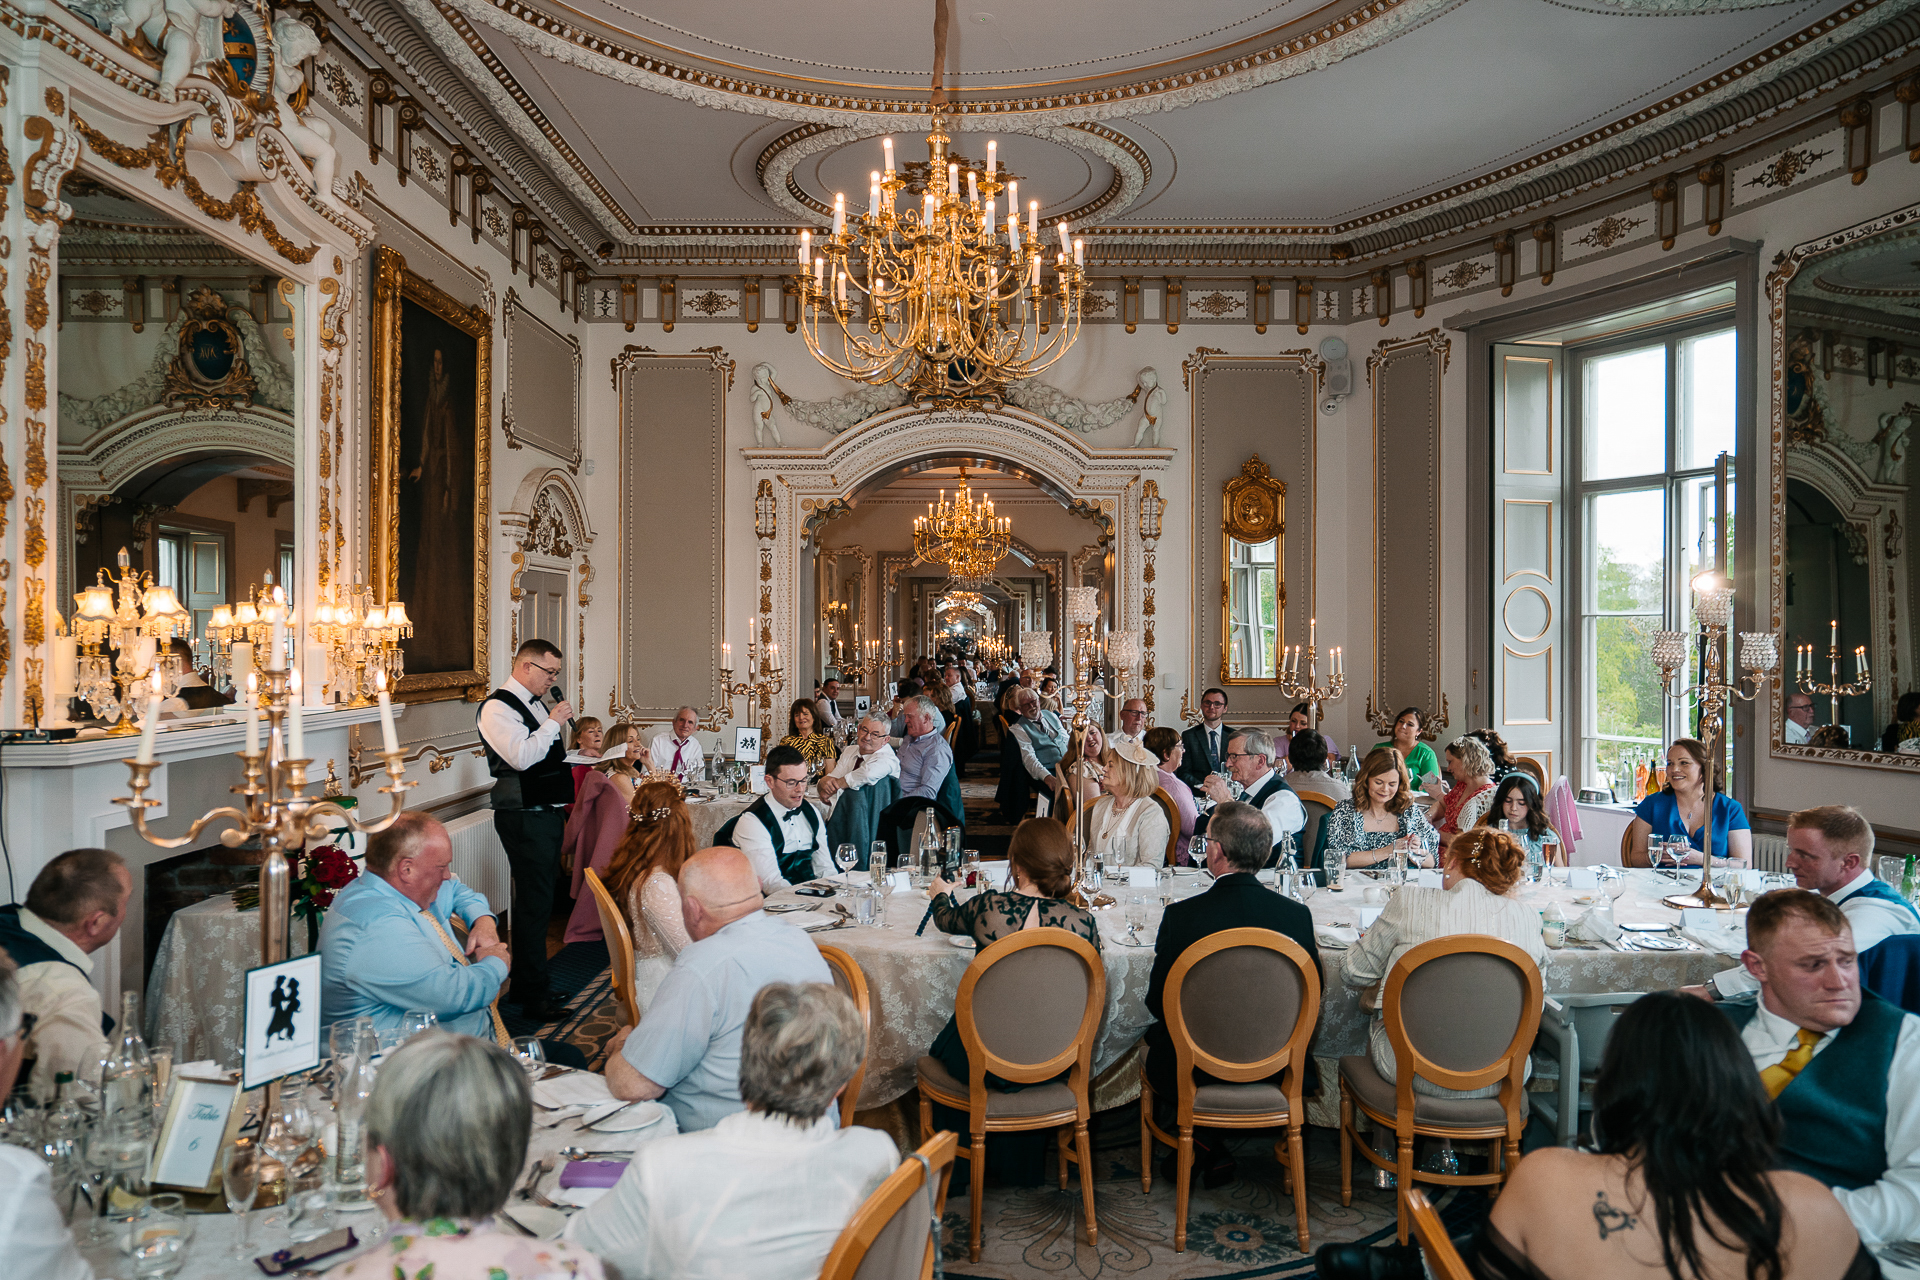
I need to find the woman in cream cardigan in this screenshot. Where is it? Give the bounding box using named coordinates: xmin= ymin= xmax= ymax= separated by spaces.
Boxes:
xmin=1086 ymin=737 xmax=1173 ymax=866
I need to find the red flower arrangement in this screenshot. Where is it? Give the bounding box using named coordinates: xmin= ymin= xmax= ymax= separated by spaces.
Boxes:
xmin=293 ymin=843 xmax=359 ymax=934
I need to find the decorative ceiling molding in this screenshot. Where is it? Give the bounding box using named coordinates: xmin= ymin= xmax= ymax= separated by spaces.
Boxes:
xmin=426 ymin=0 xmax=1470 ymax=124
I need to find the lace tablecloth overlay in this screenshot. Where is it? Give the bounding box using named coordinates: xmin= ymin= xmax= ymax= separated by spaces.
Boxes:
xmin=146 ymin=895 xmax=311 ymax=1070
xmin=774 ymin=867 xmax=1737 ymax=1115
xmin=686 ymin=793 xmax=756 ymax=850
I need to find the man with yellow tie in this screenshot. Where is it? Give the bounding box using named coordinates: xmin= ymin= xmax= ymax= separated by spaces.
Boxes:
xmin=1721 ymin=889 xmax=1920 ymax=1246
xmin=319 ymin=812 xmax=512 ymax=1046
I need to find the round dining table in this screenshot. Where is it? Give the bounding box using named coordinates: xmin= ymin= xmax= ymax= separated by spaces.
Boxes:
xmin=766 ymin=867 xmax=1743 ymax=1126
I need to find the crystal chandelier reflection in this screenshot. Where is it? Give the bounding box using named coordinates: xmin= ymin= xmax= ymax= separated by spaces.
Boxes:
xmin=795 ymin=2 xmax=1087 ymax=407
xmin=914 ymin=468 xmax=1011 ymax=584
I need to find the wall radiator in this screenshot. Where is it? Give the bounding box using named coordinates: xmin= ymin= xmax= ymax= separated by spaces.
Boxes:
xmin=1751 ymin=833 xmax=1789 ymax=874
xmin=446 ymin=810 xmax=511 ymax=914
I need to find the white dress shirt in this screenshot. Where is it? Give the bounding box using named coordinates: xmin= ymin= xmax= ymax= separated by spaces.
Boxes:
xmin=815 ymin=698 xmax=841 ymax=729
xmin=731 ymin=797 xmax=831 ymax=891
xmin=10 ymin=909 xmax=108 ymax=1101
xmin=1786 ymin=719 xmax=1811 ymax=744
xmin=0 ymin=1145 xmax=91 ymax=1280
xmin=476 ymin=677 xmax=563 ymax=773
xmin=567 ymin=1109 xmax=896 ymax=1280
xmin=1712 ymin=870 xmax=1920 ymax=999
xmin=1740 ymin=996 xmax=1920 ymax=1245
xmin=825 ymin=742 xmax=899 ymax=789
xmin=1243 ymin=769 xmax=1307 ymax=839
xmin=648 ymin=732 xmax=705 ymax=777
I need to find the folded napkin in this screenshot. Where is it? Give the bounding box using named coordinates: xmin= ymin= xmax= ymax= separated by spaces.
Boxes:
xmin=531 ymin=1073 xmax=616 ymax=1110
xmin=1680 ymin=920 xmax=1747 ymax=956
xmin=558 ymin=1159 xmax=629 ymax=1189
xmin=1316 ymin=925 xmax=1358 ymax=949
xmin=1572 ymin=907 xmax=1622 ymax=946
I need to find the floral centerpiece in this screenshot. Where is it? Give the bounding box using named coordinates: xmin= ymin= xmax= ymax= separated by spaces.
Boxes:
xmin=233 ymin=840 xmax=361 ymax=949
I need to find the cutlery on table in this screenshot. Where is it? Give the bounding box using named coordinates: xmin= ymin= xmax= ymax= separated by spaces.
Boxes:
xmin=516 ymin=1159 xmax=551 ymax=1201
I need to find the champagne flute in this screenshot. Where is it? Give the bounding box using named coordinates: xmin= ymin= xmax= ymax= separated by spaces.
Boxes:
xmin=223 ymin=1143 xmax=261 ymax=1260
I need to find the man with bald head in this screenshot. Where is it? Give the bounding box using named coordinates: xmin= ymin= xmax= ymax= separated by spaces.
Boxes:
xmin=605 ymin=847 xmax=831 ymax=1129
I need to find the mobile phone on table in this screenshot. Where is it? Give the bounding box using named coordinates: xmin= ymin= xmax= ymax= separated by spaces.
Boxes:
xmin=255 ymin=1227 xmax=359 ymax=1275
xmin=794 ymin=885 xmax=835 ymax=898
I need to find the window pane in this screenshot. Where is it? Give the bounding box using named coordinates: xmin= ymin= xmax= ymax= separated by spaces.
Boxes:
xmin=1678 ymin=329 xmax=1736 ymax=470
xmin=1586 ymin=489 xmax=1665 ymax=613
xmin=1585 ymin=615 xmax=1667 ymax=790
xmin=1584 ymin=345 xmax=1666 ymax=480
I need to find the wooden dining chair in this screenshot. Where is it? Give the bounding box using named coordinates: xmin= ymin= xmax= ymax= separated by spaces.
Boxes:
xmin=818 ymin=943 xmax=872 ymax=1130
xmin=818 ymin=1131 xmax=959 ymax=1280
xmin=1291 ymin=787 xmax=1339 ymax=869
xmin=582 ymin=868 xmax=640 ymax=1027
xmin=1405 ymin=1188 xmax=1474 ymax=1280
xmin=1339 ymin=934 xmax=1544 ymax=1242
xmin=1149 ymin=787 xmax=1181 ymax=865
xmin=1140 ymin=928 xmax=1321 ymax=1251
xmin=915 ymin=930 xmax=1106 ymax=1262
xmin=1516 ymin=757 xmax=1548 ymax=795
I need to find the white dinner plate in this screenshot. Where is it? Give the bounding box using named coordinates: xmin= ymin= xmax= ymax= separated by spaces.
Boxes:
xmin=948 ymin=935 xmax=976 ymax=949
xmin=500 ymin=1204 xmax=568 ymax=1240
xmin=585 ymin=1099 xmax=671 ymax=1132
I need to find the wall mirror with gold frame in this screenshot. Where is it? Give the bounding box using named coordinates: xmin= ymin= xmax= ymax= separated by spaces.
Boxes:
xmin=1221 ymin=455 xmax=1286 ymax=683
xmin=55 ymin=173 xmax=299 ymax=723
xmin=1769 ymin=205 xmax=1918 ymax=769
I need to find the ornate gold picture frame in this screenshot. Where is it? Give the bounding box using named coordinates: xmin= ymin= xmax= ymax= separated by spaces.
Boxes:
xmin=370 ymin=246 xmax=491 ymax=702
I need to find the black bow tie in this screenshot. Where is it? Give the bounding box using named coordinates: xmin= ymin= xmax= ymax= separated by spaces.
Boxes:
xmin=783 ymin=808 xmax=805 ymax=822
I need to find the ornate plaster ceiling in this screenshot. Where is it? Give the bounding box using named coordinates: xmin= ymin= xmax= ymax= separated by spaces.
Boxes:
xmin=334 ymin=0 xmax=1919 ymax=260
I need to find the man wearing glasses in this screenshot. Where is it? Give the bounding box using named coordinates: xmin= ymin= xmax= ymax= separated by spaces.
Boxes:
xmin=1178 ymin=689 xmax=1234 ymax=790
xmin=478 ymin=638 xmax=576 ymax=1023
xmin=817 ymin=715 xmax=899 ymax=803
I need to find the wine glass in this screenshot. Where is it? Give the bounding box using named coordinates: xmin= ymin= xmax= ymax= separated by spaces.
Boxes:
xmin=510 ymin=1036 xmax=547 ymax=1081
xmin=1188 ymin=834 xmax=1210 ymax=868
xmin=399 ymin=1010 xmax=438 ymax=1040
xmin=834 ymin=843 xmax=858 ymax=877
xmin=258 ymin=1091 xmax=316 ymax=1229
xmin=223 ymin=1143 xmax=261 ymax=1260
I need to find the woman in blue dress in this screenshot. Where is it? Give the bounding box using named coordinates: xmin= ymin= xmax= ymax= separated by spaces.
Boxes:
xmin=1624 ymin=737 xmax=1752 ymax=867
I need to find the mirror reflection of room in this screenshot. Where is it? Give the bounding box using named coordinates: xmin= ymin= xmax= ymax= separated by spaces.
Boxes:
xmin=54 ymin=175 xmax=298 ymax=732
xmin=1781 ymin=225 xmax=1916 ymax=756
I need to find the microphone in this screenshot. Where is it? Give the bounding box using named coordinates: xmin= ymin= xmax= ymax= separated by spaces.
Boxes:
xmin=546 ymin=681 xmax=564 ymax=707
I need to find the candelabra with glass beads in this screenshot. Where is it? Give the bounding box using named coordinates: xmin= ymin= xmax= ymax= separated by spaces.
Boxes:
xmin=1278 ymin=617 xmax=1346 ymax=726
xmin=206 ymin=578 xmax=293 ymax=697
xmin=308 ymin=582 xmax=413 ymax=707
xmin=1649 ymin=573 xmax=1780 ymax=909
xmin=70 ymin=547 xmax=193 ymax=734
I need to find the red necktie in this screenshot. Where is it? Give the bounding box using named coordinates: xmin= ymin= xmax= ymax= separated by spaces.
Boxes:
xmin=671 ymin=739 xmax=687 ymax=771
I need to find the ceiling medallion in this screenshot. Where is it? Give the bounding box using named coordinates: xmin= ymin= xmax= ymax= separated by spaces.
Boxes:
xmin=796 ymin=1 xmax=1087 ymax=409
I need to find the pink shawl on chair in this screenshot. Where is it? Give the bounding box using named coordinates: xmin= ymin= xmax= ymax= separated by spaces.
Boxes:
xmin=562 ymin=768 xmax=630 ymax=945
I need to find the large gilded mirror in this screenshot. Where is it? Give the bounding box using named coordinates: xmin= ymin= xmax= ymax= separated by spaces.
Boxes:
xmin=1770 ymin=207 xmax=1917 ymax=767
xmin=1221 ymin=454 xmax=1285 ymax=683
xmin=55 ymin=174 xmax=299 ymax=727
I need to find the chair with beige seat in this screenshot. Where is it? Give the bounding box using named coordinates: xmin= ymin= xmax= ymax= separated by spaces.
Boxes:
xmin=582 ymin=867 xmax=640 ymax=1027
xmin=818 ymin=1131 xmax=959 ymax=1280
xmin=1339 ymin=934 xmax=1544 ymax=1242
xmin=1149 ymin=787 xmax=1181 ymax=865
xmin=1139 ymin=927 xmax=1322 ymax=1252
xmin=915 ymin=930 xmax=1106 ymax=1262
xmin=818 ymin=943 xmax=872 ymax=1130
xmin=1290 ymin=787 xmax=1339 ymax=870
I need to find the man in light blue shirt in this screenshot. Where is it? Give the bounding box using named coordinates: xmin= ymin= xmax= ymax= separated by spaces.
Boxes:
xmin=318 ymin=812 xmax=509 ymax=1042
xmin=606 ymin=847 xmax=830 ymax=1131
xmin=895 ymin=698 xmax=952 ymax=801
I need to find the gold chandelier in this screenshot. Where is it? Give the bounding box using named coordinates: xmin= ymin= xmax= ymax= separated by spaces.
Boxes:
xmin=796 ymin=2 xmax=1087 ymax=408
xmin=914 ymin=467 xmax=1011 ymax=582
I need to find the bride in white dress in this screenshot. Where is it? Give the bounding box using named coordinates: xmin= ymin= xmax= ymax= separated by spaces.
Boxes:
xmin=603 ymin=772 xmax=695 ymax=1014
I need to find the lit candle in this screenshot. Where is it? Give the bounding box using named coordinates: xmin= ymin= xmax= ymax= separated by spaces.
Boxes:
xmin=1074 ymin=238 xmax=1084 ymax=267
xmin=837 ymin=270 xmax=847 ymax=305
xmin=985 ymin=195 xmax=994 ymax=226
xmin=769 ymin=642 xmax=780 ymax=671
xmin=799 ymin=229 xmax=809 ymax=267
xmin=833 ymin=192 xmax=845 ymax=237
xmin=882 ymin=136 xmax=894 ymax=175
xmin=987 ymin=139 xmax=996 ymax=175
xmin=287 ymin=668 xmax=305 ymax=759
xmin=1058 ymin=218 xmax=1071 ymax=250
xmin=1028 ymin=199 xmax=1038 ymax=239
xmin=1310 ymin=617 xmax=1317 ymax=649
xmin=967 ymin=169 xmax=978 ymax=204
xmin=1856 ymin=646 xmax=1867 ymax=678
xmin=947 ymin=161 xmax=958 ymax=193
xmin=244 ymin=673 xmax=260 ymax=756
xmin=1830 ymin=619 xmax=1838 ymax=652
xmin=869 ymin=171 xmax=880 ymax=217
xmin=375 ymin=670 xmax=399 ymax=755
xmin=722 ymin=641 xmax=732 ymax=672
xmin=813 ymin=256 xmax=825 ymax=291
xmin=1009 ymin=212 xmax=1020 ymax=252
xmin=136 ymin=693 xmax=162 ymax=764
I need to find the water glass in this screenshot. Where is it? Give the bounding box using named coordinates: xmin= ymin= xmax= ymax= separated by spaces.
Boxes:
xmin=510 ymin=1036 xmax=546 ymax=1081
xmin=122 ymin=1192 xmax=191 ymax=1278
xmin=852 ymin=885 xmax=877 ymax=926
xmin=1124 ymin=892 xmax=1148 ymax=937
xmin=1389 ymin=838 xmax=1410 ymax=885
xmin=869 ymin=841 xmax=890 ymax=879
xmin=834 ymin=843 xmax=858 ymax=876
xmin=1325 ymin=848 xmax=1348 ymax=891
xmin=399 ymin=1011 xmax=438 ymax=1040
xmin=1157 ymin=866 xmax=1175 ymax=907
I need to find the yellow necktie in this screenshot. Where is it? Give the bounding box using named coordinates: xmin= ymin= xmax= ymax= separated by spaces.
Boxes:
xmin=422 ymin=911 xmax=513 ymax=1048
xmin=1760 ymin=1027 xmax=1821 ymax=1099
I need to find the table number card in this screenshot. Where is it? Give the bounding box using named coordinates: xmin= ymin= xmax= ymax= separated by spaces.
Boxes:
xmin=854 ymin=696 xmax=871 ymax=717
xmin=241 ymin=953 xmax=323 ymax=1091
xmin=732 ymin=726 xmax=763 ymax=763
xmin=148 ymin=1074 xmax=243 ymax=1193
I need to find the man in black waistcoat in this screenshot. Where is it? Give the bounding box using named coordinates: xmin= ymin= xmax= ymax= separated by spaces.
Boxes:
xmin=478 ymin=638 xmax=576 ymax=1023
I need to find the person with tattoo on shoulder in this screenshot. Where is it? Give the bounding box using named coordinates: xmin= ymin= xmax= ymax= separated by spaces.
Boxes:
xmin=1315 ymin=992 xmax=1874 ymax=1280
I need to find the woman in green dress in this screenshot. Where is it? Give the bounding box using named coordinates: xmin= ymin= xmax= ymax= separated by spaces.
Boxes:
xmin=1372 ymin=705 xmax=1440 ymax=785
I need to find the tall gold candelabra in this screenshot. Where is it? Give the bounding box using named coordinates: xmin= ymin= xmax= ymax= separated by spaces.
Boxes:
xmin=1278 ymin=617 xmax=1346 ymax=724
xmin=716 ymin=635 xmax=785 ymax=738
xmin=1650 ymin=573 xmax=1779 ymax=909
xmin=1795 ymin=619 xmax=1871 ymax=730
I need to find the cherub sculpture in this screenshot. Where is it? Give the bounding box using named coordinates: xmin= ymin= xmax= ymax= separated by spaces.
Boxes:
xmin=1133 ymin=367 xmax=1166 ymax=447
xmin=270 ymin=13 xmax=340 ymax=203
xmin=750 ymin=363 xmax=784 ymax=447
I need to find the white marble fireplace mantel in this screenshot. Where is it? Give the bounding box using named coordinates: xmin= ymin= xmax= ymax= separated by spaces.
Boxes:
xmin=0 ymin=703 xmax=403 ymax=1000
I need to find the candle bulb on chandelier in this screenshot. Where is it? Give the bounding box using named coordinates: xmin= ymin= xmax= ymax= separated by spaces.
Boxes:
xmin=869 ymin=172 xmax=880 ymax=218
xmin=1028 ymin=198 xmax=1038 ymax=239
xmin=837 ymin=270 xmax=848 ymax=305
xmin=1856 ymin=645 xmax=1868 ymax=677
xmin=1058 ymin=218 xmax=1071 ymax=251
xmin=947 ymin=161 xmax=958 ymax=194
xmin=722 ymin=641 xmax=731 ymax=673
xmin=967 ymin=170 xmax=978 ymax=205
xmin=987 ymin=139 xmax=996 ymax=175
xmin=882 ymin=136 xmax=894 ymax=175
xmin=813 ymin=256 xmax=825 ymax=290
xmin=833 ymin=193 xmax=846 ymax=237
xmin=1073 ymin=238 xmax=1084 ymax=267
xmin=799 ymin=229 xmax=809 ymax=267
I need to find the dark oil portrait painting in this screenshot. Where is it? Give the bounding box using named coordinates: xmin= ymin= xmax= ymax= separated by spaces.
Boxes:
xmin=395 ymin=298 xmax=478 ymax=676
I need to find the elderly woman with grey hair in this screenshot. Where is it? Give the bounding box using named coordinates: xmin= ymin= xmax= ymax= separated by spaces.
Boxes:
xmin=569 ymin=982 xmax=896 ymax=1280
xmin=336 ymin=1032 xmax=604 ymax=1279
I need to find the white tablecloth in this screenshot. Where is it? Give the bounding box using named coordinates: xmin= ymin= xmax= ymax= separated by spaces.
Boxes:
xmin=686 ymin=793 xmax=755 ymax=849
xmin=74 ymin=1071 xmax=676 ymax=1279
xmin=146 ymin=896 xmax=309 ymax=1072
xmin=771 ymin=868 xmax=1739 ymax=1120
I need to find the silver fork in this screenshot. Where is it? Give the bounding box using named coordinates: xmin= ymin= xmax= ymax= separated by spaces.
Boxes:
xmin=516 ymin=1158 xmax=551 ymax=1201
